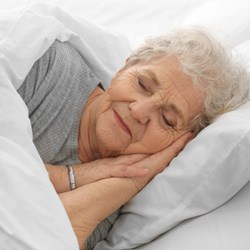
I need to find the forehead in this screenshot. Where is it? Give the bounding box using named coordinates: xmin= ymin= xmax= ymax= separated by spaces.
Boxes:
xmin=139 ymin=55 xmax=191 ymax=89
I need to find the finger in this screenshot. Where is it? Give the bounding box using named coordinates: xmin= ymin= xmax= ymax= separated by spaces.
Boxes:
xmin=114 ymin=153 xmax=148 ymax=165
xmin=142 ymin=132 xmax=193 ymax=170
xmin=119 ymin=133 xmax=193 ymax=180
xmin=123 ymin=166 xmax=150 ymax=177
xmin=153 ymin=132 xmax=193 ymax=162
xmin=140 ymin=132 xmax=193 ymax=175
xmin=110 ymin=164 xmax=149 ymax=178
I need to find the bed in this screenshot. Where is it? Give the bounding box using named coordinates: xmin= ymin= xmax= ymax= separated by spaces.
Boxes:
xmin=0 ymin=0 xmax=250 ymax=249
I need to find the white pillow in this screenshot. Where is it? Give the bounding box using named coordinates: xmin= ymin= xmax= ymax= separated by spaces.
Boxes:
xmin=135 ymin=180 xmax=250 ymax=250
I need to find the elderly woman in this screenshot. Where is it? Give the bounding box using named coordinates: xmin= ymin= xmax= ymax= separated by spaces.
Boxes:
xmin=17 ymin=27 xmax=249 ymax=250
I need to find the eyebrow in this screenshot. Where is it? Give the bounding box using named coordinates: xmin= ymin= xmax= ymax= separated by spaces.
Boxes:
xmin=142 ymin=69 xmax=186 ymax=127
xmin=142 ymin=69 xmax=160 ymax=87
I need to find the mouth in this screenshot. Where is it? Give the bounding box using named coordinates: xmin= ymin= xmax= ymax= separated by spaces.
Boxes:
xmin=113 ymin=109 xmax=132 ymax=137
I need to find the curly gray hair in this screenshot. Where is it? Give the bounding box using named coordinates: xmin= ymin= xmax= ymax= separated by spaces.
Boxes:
xmin=126 ymin=27 xmax=250 ymax=132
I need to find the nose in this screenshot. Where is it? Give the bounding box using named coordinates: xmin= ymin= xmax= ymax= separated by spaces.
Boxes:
xmin=128 ymin=98 xmax=155 ymax=124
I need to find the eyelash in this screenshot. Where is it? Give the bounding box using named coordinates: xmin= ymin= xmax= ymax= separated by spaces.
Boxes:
xmin=138 ymin=77 xmax=148 ymax=92
xmin=163 ymin=115 xmax=174 ymax=127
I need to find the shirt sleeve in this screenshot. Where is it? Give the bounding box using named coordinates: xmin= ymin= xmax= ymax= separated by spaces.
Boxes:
xmin=17 ymin=40 xmax=100 ymax=165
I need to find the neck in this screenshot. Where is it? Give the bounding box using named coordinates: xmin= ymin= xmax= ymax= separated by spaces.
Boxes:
xmin=78 ymin=86 xmax=104 ymax=162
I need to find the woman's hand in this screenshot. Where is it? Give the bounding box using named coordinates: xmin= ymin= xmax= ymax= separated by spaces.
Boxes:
xmin=60 ymin=132 xmax=193 ymax=249
xmin=46 ymin=155 xmax=151 ymax=193
xmin=46 ymin=154 xmax=150 ymax=193
xmin=75 ymin=132 xmax=192 ymax=188
xmin=73 ymin=154 xmax=150 ymax=186
xmin=46 ymin=132 xmax=192 ymax=194
xmin=129 ymin=132 xmax=193 ymax=191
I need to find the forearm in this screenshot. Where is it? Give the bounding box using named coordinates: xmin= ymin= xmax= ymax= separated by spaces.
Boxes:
xmin=59 ymin=176 xmax=148 ymax=249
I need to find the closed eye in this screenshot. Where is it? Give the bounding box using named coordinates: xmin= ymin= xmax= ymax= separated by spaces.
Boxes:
xmin=138 ymin=77 xmax=148 ymax=92
xmin=163 ymin=115 xmax=174 ymax=128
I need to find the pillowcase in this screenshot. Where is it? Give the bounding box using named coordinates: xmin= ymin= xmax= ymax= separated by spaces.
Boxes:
xmin=134 ymin=176 xmax=250 ymax=250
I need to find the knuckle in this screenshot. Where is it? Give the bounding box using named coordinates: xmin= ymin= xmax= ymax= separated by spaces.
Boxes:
xmin=119 ymin=164 xmax=129 ymax=177
xmin=126 ymin=154 xmax=134 ymax=160
xmin=125 ymin=154 xmax=137 ymax=163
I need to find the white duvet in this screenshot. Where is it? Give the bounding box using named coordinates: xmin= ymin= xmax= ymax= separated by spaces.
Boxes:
xmin=0 ymin=2 xmax=129 ymax=249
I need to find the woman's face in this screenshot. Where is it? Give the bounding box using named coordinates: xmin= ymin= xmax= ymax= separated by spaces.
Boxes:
xmin=91 ymin=56 xmax=205 ymax=157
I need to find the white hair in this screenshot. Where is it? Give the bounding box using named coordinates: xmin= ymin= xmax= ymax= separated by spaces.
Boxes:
xmin=126 ymin=27 xmax=250 ymax=132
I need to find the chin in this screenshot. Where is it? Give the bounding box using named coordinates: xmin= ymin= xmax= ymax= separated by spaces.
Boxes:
xmin=98 ymin=145 xmax=123 ymax=158
xmin=96 ymin=133 xmax=130 ymax=158
xmin=95 ymin=110 xmax=133 ymax=157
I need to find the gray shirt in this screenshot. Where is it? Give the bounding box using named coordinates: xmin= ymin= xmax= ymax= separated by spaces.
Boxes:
xmin=18 ymin=40 xmax=99 ymax=166
xmin=17 ymin=40 xmax=119 ymax=249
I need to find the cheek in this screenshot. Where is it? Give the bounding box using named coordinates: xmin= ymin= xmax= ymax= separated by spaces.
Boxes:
xmin=96 ymin=93 xmax=113 ymax=115
xmin=125 ymin=127 xmax=176 ymax=155
xmin=141 ymin=127 xmax=188 ymax=154
xmin=144 ymin=129 xmax=175 ymax=152
xmin=108 ymin=79 xmax=135 ymax=101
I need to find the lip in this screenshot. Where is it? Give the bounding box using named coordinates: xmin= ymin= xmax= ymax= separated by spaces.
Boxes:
xmin=113 ymin=109 xmax=132 ymax=137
